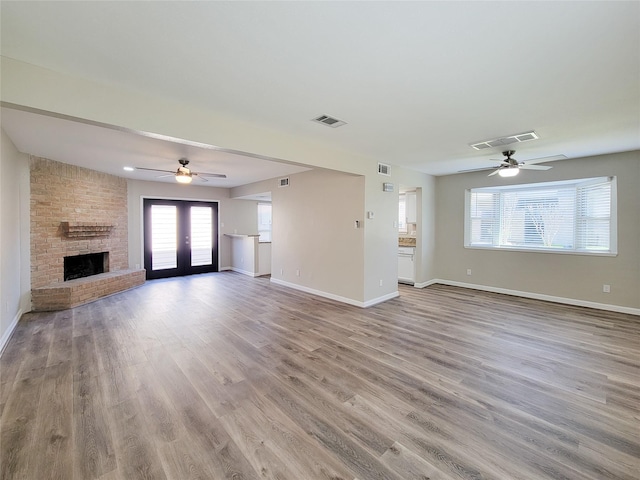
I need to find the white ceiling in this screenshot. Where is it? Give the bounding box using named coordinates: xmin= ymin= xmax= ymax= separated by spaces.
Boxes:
xmin=0 ymin=107 xmax=311 ymax=189
xmin=1 ymin=1 xmax=639 ymax=180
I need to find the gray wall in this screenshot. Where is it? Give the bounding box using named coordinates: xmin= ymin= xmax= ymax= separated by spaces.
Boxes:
xmin=434 ymin=151 xmax=640 ymax=311
xmin=0 ymin=129 xmax=30 ymax=351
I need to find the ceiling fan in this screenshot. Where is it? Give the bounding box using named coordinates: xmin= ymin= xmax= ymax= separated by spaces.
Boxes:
xmin=487 ymin=150 xmax=553 ymax=177
xmin=136 ymin=158 xmax=226 ymax=184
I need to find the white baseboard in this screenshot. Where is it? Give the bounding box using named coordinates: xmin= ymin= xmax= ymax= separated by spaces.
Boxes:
xmin=363 ymin=291 xmax=400 ymax=308
xmin=413 ymin=279 xmax=439 ymax=289
xmin=425 ymin=279 xmax=640 ymax=316
xmin=270 ymin=278 xmax=399 ymax=308
xmin=0 ymin=308 xmax=22 ymax=357
xmin=229 ymin=267 xmax=260 ymax=277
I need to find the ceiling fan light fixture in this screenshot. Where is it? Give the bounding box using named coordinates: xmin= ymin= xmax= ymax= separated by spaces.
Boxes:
xmin=175 ymin=171 xmax=193 ymax=184
xmin=498 ymin=167 xmax=520 ymax=178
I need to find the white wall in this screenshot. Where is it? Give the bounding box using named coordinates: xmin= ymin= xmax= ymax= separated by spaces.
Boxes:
xmin=258 ymin=242 xmax=271 ymax=276
xmin=434 ymin=151 xmax=640 ymax=312
xmin=229 ymin=236 xmax=259 ymax=276
xmin=0 ymin=129 xmax=30 ymax=352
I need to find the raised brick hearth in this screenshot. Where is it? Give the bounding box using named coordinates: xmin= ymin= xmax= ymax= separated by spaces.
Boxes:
xmin=32 ymin=269 xmax=145 ymax=311
xmin=30 ymin=157 xmax=144 ymax=311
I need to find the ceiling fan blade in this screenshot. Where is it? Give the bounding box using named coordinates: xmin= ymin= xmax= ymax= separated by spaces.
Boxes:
xmin=457 ymin=166 xmax=495 ymax=173
xmin=193 ymin=172 xmax=227 ymax=178
xmin=487 ymin=168 xmax=501 ymax=177
xmin=135 ymin=167 xmax=175 ymax=174
xmin=193 ymin=174 xmax=208 ymax=182
xmin=155 ymin=174 xmax=175 ymax=178
xmin=519 ymin=164 xmax=552 ymax=170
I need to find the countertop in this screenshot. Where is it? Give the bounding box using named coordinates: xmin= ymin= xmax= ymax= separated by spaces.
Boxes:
xmin=398 ymin=237 xmax=416 ymax=247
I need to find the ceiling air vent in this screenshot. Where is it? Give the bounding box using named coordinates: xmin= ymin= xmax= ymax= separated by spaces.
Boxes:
xmin=470 ymin=131 xmax=539 ymax=150
xmin=312 ymin=114 xmax=347 ymax=128
xmin=278 ymin=177 xmax=290 ymax=188
xmin=378 ymin=163 xmax=391 ymax=176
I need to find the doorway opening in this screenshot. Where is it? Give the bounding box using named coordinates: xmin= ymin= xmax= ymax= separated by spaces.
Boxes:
xmin=143 ymin=199 xmax=219 ymax=280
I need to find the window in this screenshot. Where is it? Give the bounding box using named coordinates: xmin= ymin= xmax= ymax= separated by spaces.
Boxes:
xmin=398 ymin=194 xmax=407 ymax=233
xmin=465 ymin=177 xmax=616 ymax=255
xmin=258 ymin=203 xmax=272 ymax=242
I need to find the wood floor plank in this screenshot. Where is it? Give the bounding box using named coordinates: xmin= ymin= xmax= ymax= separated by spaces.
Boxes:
xmin=106 ymin=397 xmax=167 ymax=480
xmin=30 ymin=361 xmax=73 ymax=480
xmin=72 ymin=372 xmax=117 ymax=479
xmin=218 ymin=406 xmax=300 ymax=479
xmin=379 ymin=441 xmax=456 ymax=480
xmin=130 ymin=362 xmax=185 ymax=444
xmin=239 ymin=394 xmax=356 ymax=480
xmin=1 ymin=273 xmax=639 ymax=479
xmin=0 ymin=374 xmax=44 ymax=479
xmin=156 ymin=438 xmax=227 ymax=480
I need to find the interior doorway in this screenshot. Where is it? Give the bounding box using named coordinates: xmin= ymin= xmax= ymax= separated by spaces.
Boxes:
xmin=143 ymin=199 xmax=219 ymax=279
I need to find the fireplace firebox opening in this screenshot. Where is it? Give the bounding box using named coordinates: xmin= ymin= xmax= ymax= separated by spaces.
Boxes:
xmin=64 ymin=252 xmax=109 ymax=281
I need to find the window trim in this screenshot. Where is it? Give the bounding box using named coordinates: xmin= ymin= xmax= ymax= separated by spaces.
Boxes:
xmin=464 ymin=177 xmax=617 ymax=256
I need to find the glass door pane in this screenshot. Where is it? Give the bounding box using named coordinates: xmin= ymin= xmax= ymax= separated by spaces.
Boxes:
xmin=190 ymin=206 xmax=213 ymax=266
xmin=150 ymin=205 xmax=177 ymax=270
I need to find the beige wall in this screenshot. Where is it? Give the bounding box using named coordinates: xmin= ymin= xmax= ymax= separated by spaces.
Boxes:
xmin=434 ymin=151 xmax=640 ymax=311
xmin=0 ymin=129 xmax=30 ymax=351
xmin=270 ymin=169 xmax=367 ymax=303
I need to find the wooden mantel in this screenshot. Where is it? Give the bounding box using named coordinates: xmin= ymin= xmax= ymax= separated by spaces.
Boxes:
xmin=61 ymin=222 xmax=114 ymax=238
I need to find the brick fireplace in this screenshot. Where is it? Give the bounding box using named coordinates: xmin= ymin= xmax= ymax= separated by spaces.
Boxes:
xmin=30 ymin=157 xmax=144 ymax=311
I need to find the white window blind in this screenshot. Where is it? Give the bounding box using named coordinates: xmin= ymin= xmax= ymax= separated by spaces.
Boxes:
xmin=258 ymin=203 xmax=272 ymax=242
xmin=190 ymin=206 xmax=213 ymax=266
xmin=398 ymin=194 xmax=407 ymax=233
xmin=465 ymin=177 xmax=616 ymax=255
xmin=150 ymin=205 xmax=177 ymax=270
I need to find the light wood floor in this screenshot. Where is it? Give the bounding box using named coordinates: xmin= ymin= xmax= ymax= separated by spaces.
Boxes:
xmin=1 ymin=273 xmax=639 ymax=480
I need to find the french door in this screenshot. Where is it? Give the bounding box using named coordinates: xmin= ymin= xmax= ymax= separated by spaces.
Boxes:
xmin=143 ymin=199 xmax=219 ymax=280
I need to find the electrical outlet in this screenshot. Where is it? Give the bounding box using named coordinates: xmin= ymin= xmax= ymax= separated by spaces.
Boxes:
xmin=280 ymin=268 xmax=283 ymax=275
xmin=466 ymin=269 xmax=472 ymax=276
xmin=603 ymin=284 xmax=611 ymax=293
xmin=379 ymin=279 xmax=383 ymax=287
xmin=296 ymin=269 xmax=300 ymax=276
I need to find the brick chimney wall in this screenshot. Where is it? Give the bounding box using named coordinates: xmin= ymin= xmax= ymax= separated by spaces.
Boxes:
xmin=30 ymin=157 xmax=129 ymax=290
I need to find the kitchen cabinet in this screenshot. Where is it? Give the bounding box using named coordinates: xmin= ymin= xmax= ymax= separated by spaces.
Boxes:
xmin=405 ymin=192 xmax=417 ymax=224
xmin=398 ymin=246 xmax=415 ymax=284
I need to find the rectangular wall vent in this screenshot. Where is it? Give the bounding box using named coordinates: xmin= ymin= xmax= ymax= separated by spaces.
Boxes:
xmin=470 ymin=131 xmax=539 ymax=150
xmin=312 ymin=114 xmax=347 ymax=128
xmin=378 ymin=163 xmax=391 ymax=176
xmin=278 ymin=177 xmax=290 ymax=188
